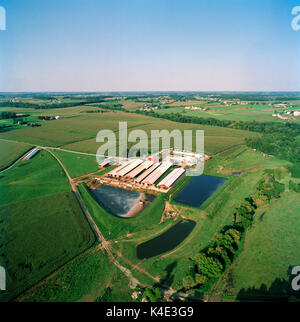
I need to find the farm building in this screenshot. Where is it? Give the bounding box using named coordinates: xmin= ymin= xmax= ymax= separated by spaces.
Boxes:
xmin=125 ymin=160 xmax=154 ymax=178
xmin=135 ymin=162 xmax=161 ymax=183
xmin=142 ymin=161 xmax=173 ymax=185
xmin=116 ymin=159 xmax=144 ymax=177
xmin=23 ymin=148 xmax=40 ymax=161
xmin=98 ymin=158 xmax=113 ymax=168
xmin=157 ymin=167 xmax=185 ymax=188
xmin=107 ymin=161 xmax=132 ymax=177
xmin=170 ymin=150 xmax=204 ymax=166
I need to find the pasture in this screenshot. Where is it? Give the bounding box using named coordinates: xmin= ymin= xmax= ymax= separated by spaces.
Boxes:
xmin=219 ymin=192 xmax=300 ymax=300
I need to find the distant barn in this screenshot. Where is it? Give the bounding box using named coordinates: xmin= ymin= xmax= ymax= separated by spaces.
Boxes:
xmin=23 ymin=148 xmax=40 ymax=161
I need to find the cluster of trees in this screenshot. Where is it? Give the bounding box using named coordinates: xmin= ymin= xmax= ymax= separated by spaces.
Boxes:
xmin=0 ymin=98 xmax=107 ymax=109
xmin=180 ymin=227 xmax=243 ymax=292
xmin=246 ymin=134 xmax=300 ymax=163
xmin=234 ymin=198 xmax=257 ymax=230
xmin=37 ymin=116 xmax=57 ymax=120
xmin=289 ymin=180 xmax=300 ymax=193
xmin=84 ymin=110 xmax=107 ymax=114
xmin=256 ymin=171 xmax=285 ymax=202
xmin=96 ymin=103 xmax=125 ymax=111
xmin=288 ymin=164 xmax=300 ymax=178
xmin=0 ymin=111 xmax=29 ymax=119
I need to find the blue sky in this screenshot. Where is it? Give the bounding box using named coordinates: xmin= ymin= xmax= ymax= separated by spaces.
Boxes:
xmin=0 ymin=0 xmax=299 ymax=92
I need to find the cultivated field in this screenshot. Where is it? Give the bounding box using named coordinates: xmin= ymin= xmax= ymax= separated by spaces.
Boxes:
xmin=0 ymin=140 xmax=33 ymax=171
xmin=0 ymin=151 xmax=95 ymax=301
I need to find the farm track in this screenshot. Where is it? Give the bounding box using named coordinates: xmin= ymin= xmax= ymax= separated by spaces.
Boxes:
xmin=2 ymin=137 xmax=204 ymax=301
xmin=0 ymin=138 xmax=154 ymax=290
xmin=45 ymin=148 xmax=142 ymax=289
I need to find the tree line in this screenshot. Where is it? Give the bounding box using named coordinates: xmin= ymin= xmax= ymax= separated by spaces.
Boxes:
xmin=0 ymin=98 xmax=107 ymax=109
xmin=178 ymin=171 xmax=285 ymax=293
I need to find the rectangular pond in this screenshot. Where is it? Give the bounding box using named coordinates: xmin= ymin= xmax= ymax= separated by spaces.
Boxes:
xmin=90 ymin=185 xmax=154 ymax=218
xmin=174 ymin=175 xmax=226 ymax=207
xmin=136 ymin=220 xmax=196 ymax=259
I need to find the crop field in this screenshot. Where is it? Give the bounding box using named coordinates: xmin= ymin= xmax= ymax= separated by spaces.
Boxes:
xmin=18 ymin=246 xmax=112 ymax=302
xmin=0 ymin=140 xmax=33 ymax=171
xmin=0 ymin=112 xmax=154 ymax=147
xmin=0 ymin=150 xmax=96 ymax=301
xmin=0 ymin=108 xmax=257 ymax=157
xmin=18 ymin=245 xmax=134 ymax=302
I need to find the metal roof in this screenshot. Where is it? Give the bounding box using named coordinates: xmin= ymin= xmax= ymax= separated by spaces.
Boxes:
xmin=142 ymin=161 xmax=173 ymax=185
xmin=157 ymin=167 xmax=185 ymax=188
xmin=125 ymin=160 xmax=154 ymax=178
xmin=116 ymin=159 xmax=144 ymax=177
xmin=24 ymin=148 xmax=39 ymax=160
xmin=99 ymin=158 xmax=112 ymax=167
xmin=135 ymin=162 xmax=161 ymax=183
xmin=107 ymin=161 xmax=131 ymax=177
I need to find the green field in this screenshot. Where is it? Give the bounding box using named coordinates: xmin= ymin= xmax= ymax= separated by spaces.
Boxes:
xmin=18 ymin=246 xmax=112 ymax=302
xmin=0 ymin=109 xmax=257 ymax=157
xmin=0 ymin=150 xmax=95 ymax=301
xmin=0 ymin=140 xmax=33 ymax=171
xmin=50 ymin=149 xmax=100 ymax=178
xmin=1 ymin=95 xmax=300 ymax=302
xmin=156 ymin=102 xmax=300 ymax=123
xmin=0 ymin=150 xmax=70 ymax=206
xmin=217 ymin=192 xmax=300 ymax=301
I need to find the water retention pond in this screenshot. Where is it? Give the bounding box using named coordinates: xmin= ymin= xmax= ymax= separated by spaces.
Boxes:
xmin=174 ymin=175 xmax=227 ymax=207
xmin=136 ymin=220 xmax=196 ymax=259
xmin=90 ymin=185 xmax=154 ymax=218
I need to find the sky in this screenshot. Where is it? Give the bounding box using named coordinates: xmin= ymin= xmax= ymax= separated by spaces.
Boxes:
xmin=0 ymin=0 xmax=299 ymax=92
